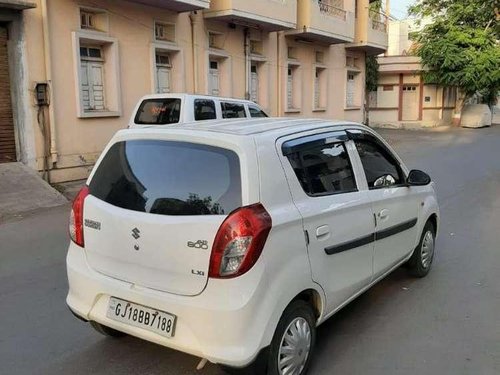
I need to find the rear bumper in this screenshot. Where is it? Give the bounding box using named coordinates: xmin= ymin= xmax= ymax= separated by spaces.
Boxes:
xmin=66 ymin=243 xmax=271 ymax=367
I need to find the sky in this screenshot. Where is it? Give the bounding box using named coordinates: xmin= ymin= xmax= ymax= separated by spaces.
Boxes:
xmin=389 ymin=0 xmax=415 ymax=19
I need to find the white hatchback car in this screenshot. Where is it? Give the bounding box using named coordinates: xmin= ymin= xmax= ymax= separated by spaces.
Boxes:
xmin=129 ymin=93 xmax=267 ymax=128
xmin=67 ymin=118 xmax=439 ymax=375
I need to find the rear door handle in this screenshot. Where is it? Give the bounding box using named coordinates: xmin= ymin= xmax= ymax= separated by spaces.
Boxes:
xmin=316 ymin=225 xmax=330 ymax=239
xmin=378 ymin=209 xmax=389 ymax=220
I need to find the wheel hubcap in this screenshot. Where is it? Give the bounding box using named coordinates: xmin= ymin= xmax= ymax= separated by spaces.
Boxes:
xmin=278 ymin=317 xmax=311 ymax=375
xmin=421 ymin=230 xmax=434 ymax=269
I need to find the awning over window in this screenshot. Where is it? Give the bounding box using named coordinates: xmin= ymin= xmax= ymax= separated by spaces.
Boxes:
xmin=0 ymin=0 xmax=37 ymax=10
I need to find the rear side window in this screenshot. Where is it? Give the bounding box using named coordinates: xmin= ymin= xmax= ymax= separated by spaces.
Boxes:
xmin=286 ymin=142 xmax=356 ymax=196
xmin=134 ymin=99 xmax=181 ymax=125
xmin=249 ymin=105 xmax=268 ymax=118
xmin=89 ymin=140 xmax=241 ymax=215
xmin=221 ymin=102 xmax=246 ymax=118
xmin=194 ymin=99 xmax=217 ymax=121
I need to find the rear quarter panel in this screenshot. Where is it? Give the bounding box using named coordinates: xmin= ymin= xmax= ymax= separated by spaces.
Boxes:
xmin=252 ymin=134 xmax=326 ymax=347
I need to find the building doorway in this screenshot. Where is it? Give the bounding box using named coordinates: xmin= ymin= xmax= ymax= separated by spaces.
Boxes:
xmin=0 ymin=25 xmax=16 ymax=163
xmin=402 ymin=85 xmax=419 ymax=121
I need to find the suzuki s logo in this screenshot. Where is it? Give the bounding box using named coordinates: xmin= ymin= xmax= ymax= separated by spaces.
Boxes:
xmin=131 ymin=228 xmax=141 ymax=240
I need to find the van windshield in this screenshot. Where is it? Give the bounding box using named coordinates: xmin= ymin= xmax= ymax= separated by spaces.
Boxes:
xmin=89 ymin=140 xmax=242 ymax=216
xmin=134 ymin=99 xmax=181 ymax=125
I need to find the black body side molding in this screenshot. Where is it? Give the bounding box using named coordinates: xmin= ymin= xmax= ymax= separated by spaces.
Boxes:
xmin=324 ymin=218 xmax=418 ymax=255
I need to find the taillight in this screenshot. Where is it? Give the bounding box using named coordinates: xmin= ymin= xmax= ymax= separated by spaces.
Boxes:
xmin=209 ymin=203 xmax=272 ymax=279
xmin=69 ymin=186 xmax=89 ymax=247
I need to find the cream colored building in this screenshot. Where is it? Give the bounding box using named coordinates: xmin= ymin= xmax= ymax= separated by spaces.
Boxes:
xmin=369 ymin=19 xmax=457 ymax=128
xmin=0 ymin=0 xmax=387 ymax=182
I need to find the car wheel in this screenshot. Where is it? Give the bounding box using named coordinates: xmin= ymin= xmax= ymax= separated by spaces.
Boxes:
xmin=89 ymin=321 xmax=126 ymax=338
xmin=408 ymin=221 xmax=436 ymax=278
xmin=267 ymin=300 xmax=316 ymax=375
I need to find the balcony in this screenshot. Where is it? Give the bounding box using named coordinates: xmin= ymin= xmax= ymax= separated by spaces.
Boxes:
xmin=127 ymin=0 xmax=210 ymax=12
xmin=347 ymin=1 xmax=388 ymax=55
xmin=204 ymin=0 xmax=297 ymax=31
xmin=286 ymin=0 xmax=355 ymax=44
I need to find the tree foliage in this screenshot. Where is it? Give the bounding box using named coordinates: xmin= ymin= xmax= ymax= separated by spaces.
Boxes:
xmin=409 ymin=0 xmax=500 ymax=105
xmin=365 ymin=55 xmax=379 ymax=93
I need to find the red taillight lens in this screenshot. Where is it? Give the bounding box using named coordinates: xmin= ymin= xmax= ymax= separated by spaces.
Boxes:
xmin=209 ymin=203 xmax=272 ymax=279
xmin=69 ymin=186 xmax=89 ymax=247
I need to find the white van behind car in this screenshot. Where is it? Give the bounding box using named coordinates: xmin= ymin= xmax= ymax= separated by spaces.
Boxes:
xmin=129 ymin=93 xmax=268 ymax=128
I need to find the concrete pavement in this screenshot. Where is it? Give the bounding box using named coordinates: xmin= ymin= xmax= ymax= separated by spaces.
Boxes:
xmin=0 ymin=162 xmax=66 ymax=222
xmin=0 ymin=126 xmax=499 ymax=375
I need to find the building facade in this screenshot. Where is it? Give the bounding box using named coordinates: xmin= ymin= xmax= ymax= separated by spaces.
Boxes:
xmin=0 ymin=0 xmax=387 ymax=182
xmin=369 ymin=20 xmax=457 ymax=128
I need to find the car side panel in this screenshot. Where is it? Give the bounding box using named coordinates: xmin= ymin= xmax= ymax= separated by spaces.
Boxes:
xmin=253 ymin=135 xmax=327 ymax=345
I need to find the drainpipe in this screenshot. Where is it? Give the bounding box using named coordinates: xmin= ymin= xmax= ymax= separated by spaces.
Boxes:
xmin=40 ymin=0 xmax=58 ymax=164
xmin=276 ymin=32 xmax=282 ymax=116
xmin=189 ymin=12 xmax=198 ymax=94
xmin=244 ymin=28 xmax=249 ymax=100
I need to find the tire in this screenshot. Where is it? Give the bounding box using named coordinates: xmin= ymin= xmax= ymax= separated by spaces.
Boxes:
xmin=407 ymin=221 xmax=436 ymax=278
xmin=89 ymin=321 xmax=126 ymax=338
xmin=267 ymin=300 xmax=317 ymax=375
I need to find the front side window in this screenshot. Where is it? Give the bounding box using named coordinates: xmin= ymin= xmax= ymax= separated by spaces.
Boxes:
xmin=134 ymin=98 xmax=181 ymax=125
xmin=194 ymin=99 xmax=216 ymax=121
xmin=249 ymin=105 xmax=267 ymax=118
xmin=287 ymin=142 xmax=356 ymax=196
xmin=80 ymin=46 xmax=105 ymax=111
xmin=221 ymin=102 xmax=246 ymax=119
xmin=355 ymin=140 xmax=403 ymax=188
xmin=89 ymin=140 xmax=241 ymax=216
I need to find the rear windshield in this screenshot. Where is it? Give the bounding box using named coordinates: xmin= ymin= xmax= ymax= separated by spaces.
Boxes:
xmin=134 ymin=99 xmax=181 ymax=125
xmin=89 ymin=140 xmax=241 ymax=216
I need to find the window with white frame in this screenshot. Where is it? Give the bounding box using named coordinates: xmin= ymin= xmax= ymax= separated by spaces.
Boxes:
xmin=287 ymin=65 xmax=300 ymax=110
xmin=155 ymin=52 xmax=172 ymax=93
xmin=346 ymin=72 xmax=358 ymax=107
xmin=73 ymin=31 xmax=121 ymax=118
xmin=79 ymin=8 xmax=108 ymax=32
xmin=208 ymin=60 xmax=220 ymax=96
xmin=314 ymin=67 xmax=327 ymax=109
xmin=208 ymin=32 xmax=224 ymax=49
xmin=155 ymin=22 xmax=175 ymax=43
xmin=250 ymin=64 xmax=259 ymax=103
xmin=80 ymin=46 xmax=105 ymax=111
xmin=80 ymin=10 xmax=95 ymax=30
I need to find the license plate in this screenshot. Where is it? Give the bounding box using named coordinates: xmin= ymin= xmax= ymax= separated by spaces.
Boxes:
xmin=106 ymin=297 xmax=176 ymax=338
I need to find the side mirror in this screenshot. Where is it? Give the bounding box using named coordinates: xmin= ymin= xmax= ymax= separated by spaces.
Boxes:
xmin=407 ymin=169 xmax=431 ymax=186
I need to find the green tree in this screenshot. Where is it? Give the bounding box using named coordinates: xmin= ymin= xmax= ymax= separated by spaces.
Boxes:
xmin=365 ymin=55 xmax=379 ymax=125
xmin=409 ymin=0 xmax=500 ymax=108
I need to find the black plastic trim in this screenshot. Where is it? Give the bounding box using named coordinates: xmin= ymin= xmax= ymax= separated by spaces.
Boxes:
xmin=324 ymin=217 xmax=418 ymax=255
xmin=325 ymin=233 xmax=375 ymax=255
xmin=375 ymin=218 xmax=418 ymax=241
xmin=282 ymin=131 xmax=348 ymax=156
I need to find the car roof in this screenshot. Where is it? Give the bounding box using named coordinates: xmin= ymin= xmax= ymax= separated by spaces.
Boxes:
xmin=138 ymin=93 xmax=258 ymax=104
xmin=126 ymin=118 xmax=368 ymax=137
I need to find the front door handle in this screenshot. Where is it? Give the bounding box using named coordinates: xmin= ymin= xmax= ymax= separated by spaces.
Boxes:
xmin=378 ymin=209 xmax=389 ymax=220
xmin=316 ymin=225 xmax=330 ymax=239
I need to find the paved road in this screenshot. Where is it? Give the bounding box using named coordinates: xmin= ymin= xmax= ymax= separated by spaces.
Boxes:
xmin=1 ymin=127 xmax=499 ymax=375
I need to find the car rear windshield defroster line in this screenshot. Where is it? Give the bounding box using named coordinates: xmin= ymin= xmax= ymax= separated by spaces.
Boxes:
xmin=89 ymin=140 xmax=242 ymax=216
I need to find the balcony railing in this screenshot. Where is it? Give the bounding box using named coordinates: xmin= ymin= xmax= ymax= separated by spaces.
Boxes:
xmin=318 ymin=0 xmax=346 ymax=21
xmin=369 ymin=10 xmax=387 ymax=32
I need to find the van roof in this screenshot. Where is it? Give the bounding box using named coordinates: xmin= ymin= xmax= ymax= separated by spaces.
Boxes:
xmin=124 ymin=118 xmax=367 ymax=137
xmin=138 ymin=93 xmax=258 ymax=104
